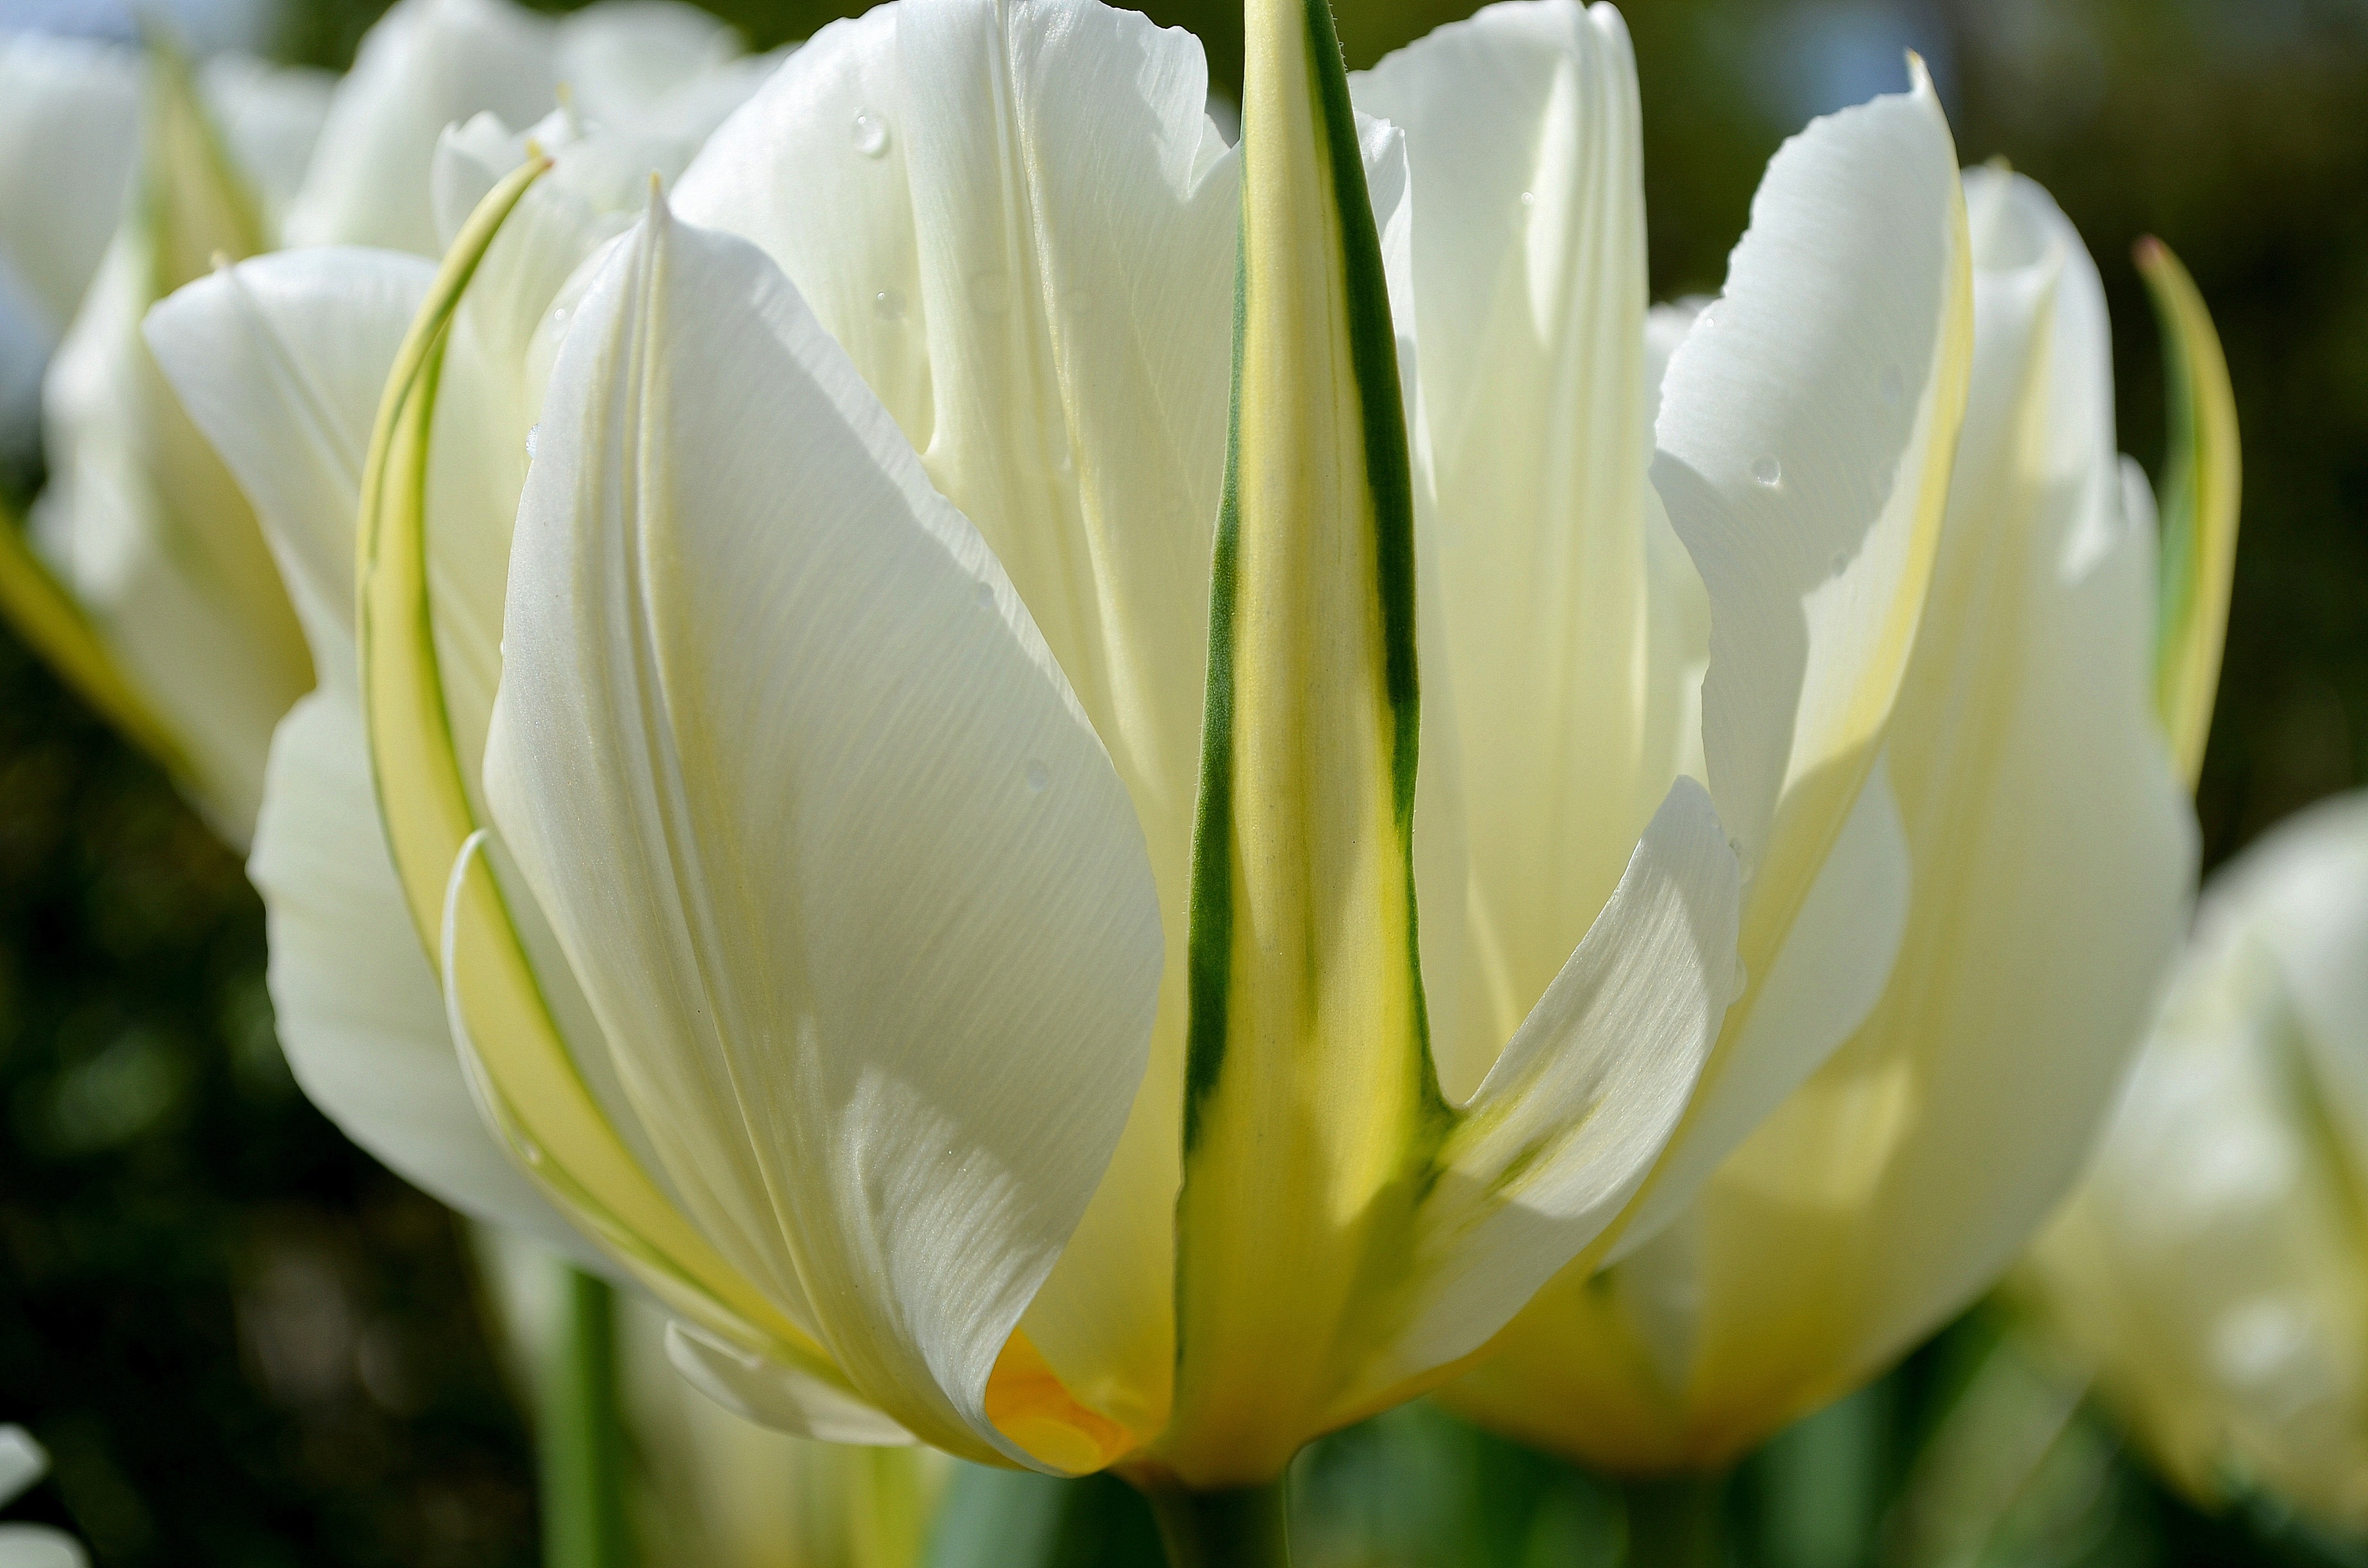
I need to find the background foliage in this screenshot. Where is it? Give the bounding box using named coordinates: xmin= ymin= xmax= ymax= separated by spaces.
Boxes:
xmin=3 ymin=0 xmax=2364 ymax=1562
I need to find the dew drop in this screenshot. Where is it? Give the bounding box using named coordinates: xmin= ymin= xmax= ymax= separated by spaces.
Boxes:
xmin=872 ymin=286 xmax=907 ymax=322
xmin=970 ymin=270 xmax=1009 ymax=314
xmin=850 ymin=110 xmax=891 ymax=158
xmin=1879 ymin=366 xmax=1905 ymax=407
xmin=1025 ymin=759 xmax=1049 ymax=793
xmin=551 ymin=305 xmax=570 ymax=325
xmin=522 ymin=1141 xmax=547 ymax=1167
xmin=1518 ymin=189 xmax=1537 ymax=208
xmin=1750 ymin=453 xmax=1781 ymax=487
xmin=525 ymin=423 xmax=539 ymax=459
xmin=974 ymin=580 xmax=994 ymax=609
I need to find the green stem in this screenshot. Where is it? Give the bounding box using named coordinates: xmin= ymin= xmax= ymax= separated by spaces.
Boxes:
xmin=541 ymin=1268 xmax=630 ymax=1568
xmin=1621 ymin=1473 xmax=1723 ymax=1568
xmin=1142 ymin=1476 xmax=1294 ymax=1568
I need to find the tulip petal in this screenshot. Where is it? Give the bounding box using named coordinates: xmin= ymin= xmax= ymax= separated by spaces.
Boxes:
xmin=1616 ymin=63 xmax=1969 ymax=1241
xmin=252 ymin=692 xmax=603 ymax=1257
xmin=482 ymin=197 xmax=1162 ymax=1469
xmin=1155 ymin=0 xmax=1444 ymax=1482
xmin=553 ymin=1 xmax=742 ymax=125
xmin=1604 ymin=755 xmax=1907 ymax=1260
xmin=1446 ymin=169 xmax=2194 ymax=1468
xmin=142 ymin=244 xmax=609 ymax=1261
xmin=674 ymin=0 xmax=1241 ymax=1439
xmin=2188 ymin=792 xmax=2368 ymax=1207
xmin=1353 ymin=1 xmax=1697 ymax=1098
xmin=146 ymin=246 xmax=436 ymax=692
xmin=2136 ymin=238 xmax=2239 ymax=786
xmin=28 ymin=44 xmax=310 ymax=841
xmin=664 ymin=1321 xmax=919 ymax=1446
xmin=0 ymin=34 xmax=140 ymax=334
xmin=195 ymin=55 xmax=334 ymax=226
xmin=1364 ymin=777 xmax=1740 ymax=1393
xmin=284 ymin=0 xmax=559 ymax=254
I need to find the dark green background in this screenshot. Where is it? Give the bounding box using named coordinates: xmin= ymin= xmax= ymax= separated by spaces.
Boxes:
xmin=3 ymin=0 xmax=2364 ymax=1562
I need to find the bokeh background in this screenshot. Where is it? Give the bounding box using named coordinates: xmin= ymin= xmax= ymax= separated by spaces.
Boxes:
xmin=1 ymin=0 xmax=2363 ymax=1563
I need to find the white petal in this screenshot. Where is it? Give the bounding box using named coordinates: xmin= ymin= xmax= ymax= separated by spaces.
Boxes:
xmin=283 ymin=0 xmax=558 ymax=255
xmin=665 ymin=1322 xmax=918 ymax=1446
xmin=35 ymin=233 xmax=311 ymax=842
xmin=1606 ymin=752 xmax=1908 ymax=1261
xmin=145 ymin=246 xmax=436 ymax=693
xmin=1367 ymin=778 xmax=1741 ymax=1392
xmin=252 ymin=692 xmax=604 ymax=1262
xmin=1654 ymin=67 xmax=1965 ymax=870
xmin=0 ymin=1525 xmax=86 ymax=1568
xmin=1632 ymin=65 xmax=1966 ymax=1223
xmin=483 ymin=199 xmax=1162 ymax=1464
xmin=0 ymin=34 xmax=140 ymax=332
xmin=2191 ymin=791 xmax=2368 ymax=1204
xmin=554 ymin=0 xmax=741 ymax=124
xmin=197 ymin=55 xmax=336 ymax=225
xmin=675 ymin=0 xmax=1238 ymax=1438
xmin=1354 ymin=3 xmax=1696 ymax=1098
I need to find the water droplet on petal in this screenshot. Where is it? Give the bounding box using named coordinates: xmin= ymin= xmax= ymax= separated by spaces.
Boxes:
xmin=522 ymin=1141 xmax=546 ymax=1166
xmin=1879 ymin=366 xmax=1905 ymax=407
xmin=1518 ymin=189 xmax=1537 ymax=208
xmin=551 ymin=305 xmax=569 ymax=325
xmin=974 ymin=580 xmax=994 ymax=609
xmin=872 ymin=287 xmax=906 ymax=322
xmin=1025 ymin=759 xmax=1049 ymax=793
xmin=1750 ymin=454 xmax=1781 ymax=487
xmin=851 ymin=111 xmax=890 ymax=158
xmin=970 ymin=270 xmax=1009 ymax=314
xmin=525 ymin=423 xmax=539 ymax=459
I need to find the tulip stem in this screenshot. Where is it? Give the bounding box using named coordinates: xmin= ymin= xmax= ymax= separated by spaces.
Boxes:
xmin=541 ymin=1268 xmax=630 ymax=1568
xmin=1142 ymin=1476 xmax=1293 ymax=1568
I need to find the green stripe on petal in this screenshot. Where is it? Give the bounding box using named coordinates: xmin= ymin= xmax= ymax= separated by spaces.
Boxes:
xmin=1164 ymin=0 xmax=1446 ymax=1487
xmin=2137 ymin=238 xmax=2239 ymax=787
xmin=359 ymin=161 xmax=851 ymax=1407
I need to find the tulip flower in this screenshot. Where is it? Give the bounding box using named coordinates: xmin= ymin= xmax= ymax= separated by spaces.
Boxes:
xmin=2019 ymin=790 xmax=2368 ymax=1530
xmin=152 ymin=0 xmax=1977 ymax=1551
xmin=1440 ymin=169 xmax=2238 ymax=1471
xmin=0 ymin=37 xmax=329 ymax=840
xmin=0 ymin=0 xmax=750 ymax=842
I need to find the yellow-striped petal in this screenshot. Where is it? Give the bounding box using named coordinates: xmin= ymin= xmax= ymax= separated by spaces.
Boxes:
xmin=358 ymin=159 xmax=858 ymax=1437
xmin=2137 ymin=238 xmax=2239 ymax=786
xmin=1159 ymin=0 xmax=1442 ymax=1487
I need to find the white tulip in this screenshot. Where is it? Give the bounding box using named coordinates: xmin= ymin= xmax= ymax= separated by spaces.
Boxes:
xmin=0 ymin=0 xmax=751 ymax=844
xmin=1440 ymin=165 xmax=2232 ymax=1471
xmin=2022 ymin=789 xmax=2368 ymax=1528
xmin=153 ymin=0 xmax=1984 ymax=1524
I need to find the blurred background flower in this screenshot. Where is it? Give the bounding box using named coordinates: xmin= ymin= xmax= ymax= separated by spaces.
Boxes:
xmin=0 ymin=0 xmax=2362 ymax=1563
